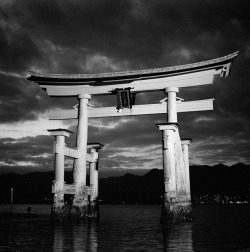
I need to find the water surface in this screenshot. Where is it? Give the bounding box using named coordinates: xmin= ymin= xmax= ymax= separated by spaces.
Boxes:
xmin=0 ymin=204 xmax=250 ymax=251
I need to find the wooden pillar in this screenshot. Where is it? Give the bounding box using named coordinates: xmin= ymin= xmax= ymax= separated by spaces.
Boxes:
xmin=158 ymin=87 xmax=179 ymax=222
xmin=88 ymin=143 xmax=103 ymax=218
xmin=89 ymin=149 xmax=98 ymax=199
xmin=158 ymin=87 xmax=192 ymax=222
xmin=71 ymin=94 xmax=91 ymax=218
xmin=165 ymin=87 xmax=179 ymax=123
xmin=181 ymin=139 xmax=192 ymax=199
xmin=157 ymin=123 xmax=178 ymax=221
xmin=48 ymin=129 xmax=71 ymax=219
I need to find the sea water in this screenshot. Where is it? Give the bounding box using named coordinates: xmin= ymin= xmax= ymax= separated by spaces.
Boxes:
xmin=0 ymin=204 xmax=250 ymax=251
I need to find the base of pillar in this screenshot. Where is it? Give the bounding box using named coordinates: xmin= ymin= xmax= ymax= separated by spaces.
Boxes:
xmin=161 ymin=197 xmax=192 ymax=223
xmin=88 ymin=199 xmax=99 ymax=218
xmin=70 ymin=196 xmax=89 ymax=219
xmin=51 ymin=196 xmax=65 ymax=220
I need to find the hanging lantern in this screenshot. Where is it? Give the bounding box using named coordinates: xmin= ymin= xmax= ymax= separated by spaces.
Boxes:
xmin=114 ymin=88 xmax=136 ymax=112
xmin=116 ymin=89 xmax=124 ymax=111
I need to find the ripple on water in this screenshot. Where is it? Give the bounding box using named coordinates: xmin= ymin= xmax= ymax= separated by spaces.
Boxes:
xmin=0 ymin=204 xmax=250 ymax=251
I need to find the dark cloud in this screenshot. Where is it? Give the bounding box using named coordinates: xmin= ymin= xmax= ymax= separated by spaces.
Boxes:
xmin=0 ymin=0 xmax=250 ymax=174
xmin=88 ymin=116 xmax=162 ymax=146
xmin=2 ymin=0 xmax=249 ymax=73
xmin=0 ymin=135 xmax=53 ymax=175
xmin=0 ymin=72 xmax=79 ymax=123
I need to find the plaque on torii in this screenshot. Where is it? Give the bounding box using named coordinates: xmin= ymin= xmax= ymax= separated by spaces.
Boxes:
xmin=28 ymin=51 xmax=238 ymax=221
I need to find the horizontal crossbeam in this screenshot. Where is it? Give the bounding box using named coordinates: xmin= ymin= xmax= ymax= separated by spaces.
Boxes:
xmin=41 ymin=69 xmax=218 ymax=96
xmin=49 ymin=99 xmax=214 ymax=120
xmin=52 ymin=184 xmax=94 ymax=195
xmin=58 ymin=146 xmax=97 ymax=162
xmin=63 ymin=184 xmax=76 ymax=195
xmin=64 ymin=147 xmax=80 ymax=159
xmin=86 ymin=153 xmax=95 ymax=163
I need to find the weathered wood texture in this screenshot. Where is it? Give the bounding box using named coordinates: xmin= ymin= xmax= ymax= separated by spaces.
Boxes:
xmin=64 ymin=147 xmax=80 ymax=159
xmin=40 ymin=70 xmax=217 ymax=96
xmin=28 ymin=51 xmax=238 ymax=84
xmin=52 ymin=184 xmax=94 ymax=195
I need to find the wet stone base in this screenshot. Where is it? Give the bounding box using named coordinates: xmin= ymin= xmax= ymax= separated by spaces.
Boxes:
xmin=88 ymin=201 xmax=99 ymax=218
xmin=161 ymin=199 xmax=192 ymax=223
xmin=51 ymin=201 xmax=65 ymax=221
xmin=70 ymin=199 xmax=89 ymax=219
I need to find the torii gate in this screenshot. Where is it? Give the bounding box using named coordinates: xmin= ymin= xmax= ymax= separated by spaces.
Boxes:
xmin=28 ymin=51 xmax=238 ymax=222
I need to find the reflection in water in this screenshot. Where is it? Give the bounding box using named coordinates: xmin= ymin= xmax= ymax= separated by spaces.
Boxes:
xmin=1 ymin=205 xmax=250 ymax=251
xmin=162 ymin=223 xmax=193 ymax=251
xmin=52 ymin=220 xmax=98 ymax=252
xmin=8 ymin=218 xmax=13 ymax=247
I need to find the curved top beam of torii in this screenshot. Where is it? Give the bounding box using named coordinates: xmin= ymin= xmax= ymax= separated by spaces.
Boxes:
xmin=27 ymin=51 xmax=238 ymax=97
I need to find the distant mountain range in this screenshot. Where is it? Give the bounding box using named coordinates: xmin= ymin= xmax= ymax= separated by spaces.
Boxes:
xmin=0 ymin=163 xmax=249 ymax=204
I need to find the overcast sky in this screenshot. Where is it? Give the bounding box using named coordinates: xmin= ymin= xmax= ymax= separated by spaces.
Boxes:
xmin=0 ymin=0 xmax=249 ymax=177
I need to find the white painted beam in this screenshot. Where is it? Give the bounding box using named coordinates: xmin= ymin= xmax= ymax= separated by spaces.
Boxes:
xmin=64 ymin=146 xmax=95 ymax=162
xmin=41 ymin=69 xmax=218 ymax=96
xmin=63 ymin=184 xmax=76 ymax=195
xmin=64 ymin=147 xmax=80 ymax=159
xmin=86 ymin=153 xmax=95 ymax=163
xmin=61 ymin=184 xmax=93 ymax=195
xmin=50 ymin=109 xmax=78 ymax=120
xmin=49 ymin=99 xmax=214 ymax=120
